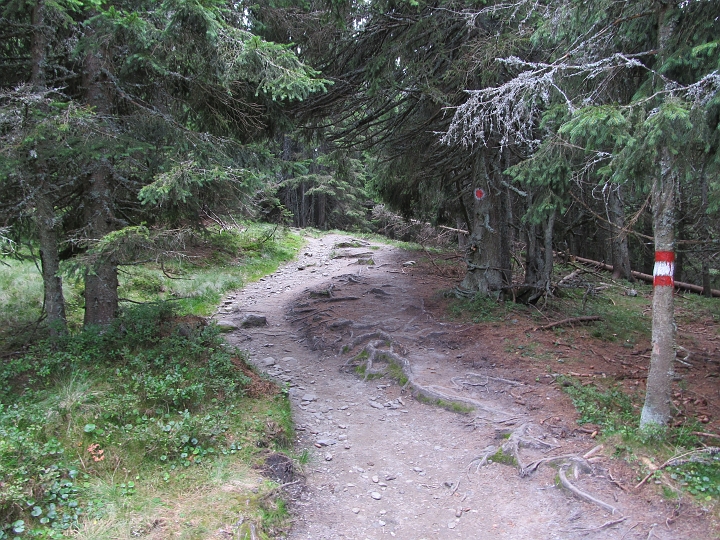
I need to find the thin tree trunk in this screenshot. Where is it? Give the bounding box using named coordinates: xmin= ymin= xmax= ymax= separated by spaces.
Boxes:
xmin=31 ymin=0 xmax=67 ymax=334
xmin=701 ymin=172 xmax=712 ymax=297
xmin=300 ymin=181 xmax=307 ymax=228
xmin=36 ymin=189 xmax=67 ymax=333
xmin=541 ymin=209 xmax=556 ymax=290
xmin=640 ymin=3 xmax=677 ymax=429
xmin=640 ymin=156 xmax=676 ymax=428
xmin=525 ymin=224 xmax=539 ymax=286
xmin=607 ymin=184 xmax=632 ymax=281
xmin=82 ymin=46 xmax=119 ymax=327
xmin=318 ymin=191 xmax=326 ymax=229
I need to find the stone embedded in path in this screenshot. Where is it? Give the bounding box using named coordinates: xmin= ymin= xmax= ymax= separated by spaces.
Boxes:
xmin=260 ymin=357 xmax=276 ymax=367
xmin=302 ymin=393 xmax=318 ymax=402
xmin=316 ymin=439 xmax=337 ymax=447
xmin=369 ymin=401 xmax=384 ymax=409
xmin=215 ymin=320 xmax=238 ymax=332
xmin=370 ymin=492 xmax=382 ymax=500
xmin=240 ymin=314 xmax=267 ymax=328
xmin=368 ymin=287 xmax=390 ymax=296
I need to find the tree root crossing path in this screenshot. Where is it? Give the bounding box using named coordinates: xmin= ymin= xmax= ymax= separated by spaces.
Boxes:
xmin=217 ymin=234 xmax=706 ymax=540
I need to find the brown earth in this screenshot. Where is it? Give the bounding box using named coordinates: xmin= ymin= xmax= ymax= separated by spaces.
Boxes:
xmin=218 ymin=233 xmax=720 ymax=540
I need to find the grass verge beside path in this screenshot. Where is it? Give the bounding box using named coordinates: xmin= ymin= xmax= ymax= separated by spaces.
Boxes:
xmin=1 ymin=223 xmax=303 ymax=539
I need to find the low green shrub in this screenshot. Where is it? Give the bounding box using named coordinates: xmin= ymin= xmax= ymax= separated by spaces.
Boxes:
xmin=0 ymin=304 xmax=273 ymax=538
xmin=670 ymin=455 xmax=720 ymax=501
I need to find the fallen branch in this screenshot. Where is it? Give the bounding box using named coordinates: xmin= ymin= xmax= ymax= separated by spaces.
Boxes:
xmin=557 ymin=268 xmax=585 ymax=287
xmin=692 ymin=432 xmax=720 ymax=441
xmin=635 ymin=447 xmax=720 ymax=489
xmin=572 ymin=255 xmax=720 ymax=298
xmin=559 ymin=464 xmax=621 ymax=515
xmin=535 ymin=316 xmax=602 ymax=331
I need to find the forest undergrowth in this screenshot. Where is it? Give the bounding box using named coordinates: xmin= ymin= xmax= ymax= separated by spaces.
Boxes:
xmin=446 ymin=261 xmax=720 ymax=507
xmin=0 ymin=224 xmax=302 ymax=540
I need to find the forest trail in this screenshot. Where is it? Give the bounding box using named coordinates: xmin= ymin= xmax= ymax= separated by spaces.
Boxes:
xmin=218 ymin=233 xmax=711 ymax=540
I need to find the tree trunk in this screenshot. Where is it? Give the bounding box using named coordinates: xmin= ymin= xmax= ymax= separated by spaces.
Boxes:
xmin=31 ymin=0 xmax=46 ymax=87
xmin=700 ymin=171 xmax=712 ymax=297
xmin=300 ymin=181 xmax=307 ymax=228
xmin=640 ymin=4 xmax=678 ymax=430
xmin=31 ymin=0 xmax=67 ymax=334
xmin=458 ymin=154 xmax=509 ymax=295
xmin=523 ymin=189 xmax=551 ymax=288
xmin=317 ymin=191 xmax=326 ymax=229
xmin=640 ymin=154 xmax=676 ymax=428
xmin=82 ymin=47 xmax=119 ymax=327
xmin=525 ymin=232 xmax=539 ymax=288
xmin=542 ymin=209 xmax=556 ymax=290
xmin=36 ymin=189 xmax=67 ymax=333
xmin=607 ymin=184 xmax=632 ymax=281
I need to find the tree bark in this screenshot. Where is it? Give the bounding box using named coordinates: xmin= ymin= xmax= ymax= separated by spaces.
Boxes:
xmin=700 ymin=170 xmax=712 ymax=297
xmin=459 ymin=154 xmax=510 ymax=295
xmin=607 ymin=184 xmax=632 ymax=281
xmin=640 ymin=157 xmax=676 ymax=428
xmin=640 ymin=4 xmax=678 ymax=430
xmin=82 ymin=46 xmax=119 ymax=327
xmin=522 ymin=189 xmax=555 ymax=292
xmin=36 ymin=187 xmax=67 ymax=333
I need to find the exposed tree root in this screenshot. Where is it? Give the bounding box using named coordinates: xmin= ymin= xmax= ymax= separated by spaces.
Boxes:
xmin=563 ymin=517 xmax=627 ymax=533
xmin=470 ymin=424 xmax=621 ymax=515
xmin=559 ymin=464 xmax=621 ymax=515
xmin=341 ymin=332 xmax=515 ymax=420
xmin=451 ymin=373 xmax=525 ymax=389
xmin=347 ymin=330 xmax=395 ymax=350
xmin=470 ymin=423 xmax=558 ymax=474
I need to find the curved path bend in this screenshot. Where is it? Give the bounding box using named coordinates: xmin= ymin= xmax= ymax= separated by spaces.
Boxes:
xmin=217 ymin=233 xmax=704 ymax=540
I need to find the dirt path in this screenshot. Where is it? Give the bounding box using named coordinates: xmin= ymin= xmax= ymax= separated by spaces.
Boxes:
xmin=218 ymin=233 xmax=711 ymax=540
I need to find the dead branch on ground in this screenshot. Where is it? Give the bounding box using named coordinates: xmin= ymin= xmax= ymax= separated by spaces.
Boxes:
xmin=635 ymin=447 xmax=720 ymax=490
xmin=534 ymin=316 xmax=602 ymax=331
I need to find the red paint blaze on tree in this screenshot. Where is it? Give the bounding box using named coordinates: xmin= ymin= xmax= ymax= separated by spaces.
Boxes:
xmin=653 ymin=251 xmax=675 ymax=287
xmin=474 ymin=188 xmax=485 ymax=201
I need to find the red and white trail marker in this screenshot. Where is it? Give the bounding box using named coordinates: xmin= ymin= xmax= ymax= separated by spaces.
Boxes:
xmin=653 ymin=251 xmax=675 ymax=287
xmin=474 ymin=188 xmax=486 ymax=201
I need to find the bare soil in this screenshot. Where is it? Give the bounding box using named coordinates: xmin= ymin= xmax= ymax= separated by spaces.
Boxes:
xmin=218 ymin=233 xmax=720 ymax=539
